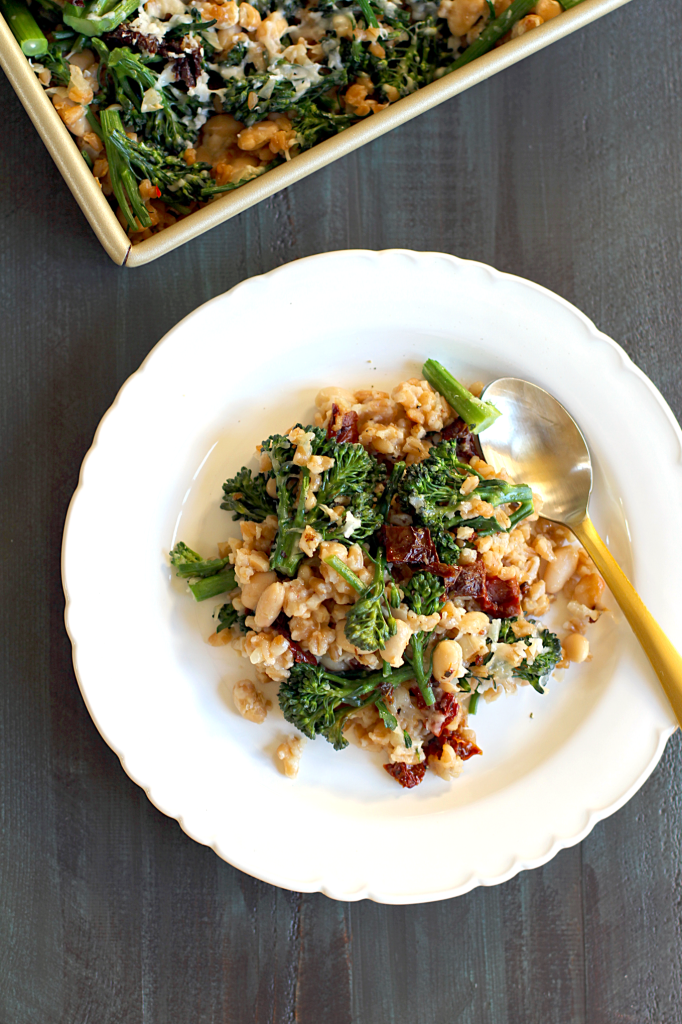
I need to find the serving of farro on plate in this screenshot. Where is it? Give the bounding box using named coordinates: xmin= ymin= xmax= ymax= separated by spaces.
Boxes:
xmin=62 ymin=251 xmax=681 ymax=901
xmin=172 ymin=357 xmax=607 ymax=789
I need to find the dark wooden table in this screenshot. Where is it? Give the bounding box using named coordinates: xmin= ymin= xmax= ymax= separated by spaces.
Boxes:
xmin=2 ymin=1 xmax=681 ymax=1020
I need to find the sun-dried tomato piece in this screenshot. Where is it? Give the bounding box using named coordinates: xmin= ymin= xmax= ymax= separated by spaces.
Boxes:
xmin=326 ymin=403 xmax=339 ymax=439
xmin=379 ymin=680 xmax=395 ymax=704
xmin=104 ymin=25 xmax=158 ymax=51
xmin=380 ymin=526 xmax=458 ymax=578
xmin=423 ymin=735 xmax=441 ymax=760
xmin=380 ymin=525 xmax=438 ymax=563
xmin=447 ymin=559 xmax=485 ymax=598
xmin=440 ymin=417 xmax=479 ymax=460
xmin=104 ymin=27 xmax=204 ymax=86
xmin=172 ymin=50 xmax=203 ymax=88
xmin=425 ymin=729 xmax=482 ymax=762
xmin=443 ymin=560 xmax=520 ymax=616
xmin=419 ymin=691 xmax=459 ymax=737
xmin=436 ymin=692 xmax=459 ymax=731
xmin=271 ymin=614 xmax=318 ymax=665
xmin=326 ymin=403 xmax=359 ymax=444
xmin=426 ymin=562 xmax=462 ymax=579
xmin=409 ymin=686 xmax=428 ymax=710
xmin=478 ymin=576 xmax=521 ymax=618
xmin=383 ymin=762 xmax=427 ymax=788
xmin=448 ymin=731 xmax=482 ymax=760
xmin=288 ymin=638 xmax=317 ymax=665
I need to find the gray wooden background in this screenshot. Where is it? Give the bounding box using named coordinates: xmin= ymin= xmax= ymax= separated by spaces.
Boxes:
xmin=2 ymin=0 xmax=681 ymax=1020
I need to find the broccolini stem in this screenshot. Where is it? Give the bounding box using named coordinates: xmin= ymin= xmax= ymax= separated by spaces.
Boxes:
xmin=63 ymin=0 xmax=140 ymax=36
xmin=1 ymin=0 xmax=48 ymax=56
xmin=423 ymin=358 xmax=501 ymax=434
xmin=357 ymin=0 xmax=379 ymax=29
xmin=202 ymin=180 xmax=245 ymax=198
xmin=468 ymin=688 xmax=480 ymax=714
xmin=270 ymin=467 xmax=310 ymax=576
xmin=85 ymin=108 xmax=103 ymax=138
xmin=375 ymin=699 xmax=398 ymax=731
xmin=173 ymin=555 xmax=232 ymax=579
xmin=377 ymin=460 xmax=405 ymax=521
xmin=406 ymin=636 xmax=435 ymax=707
xmin=446 ymin=0 xmax=538 ymax=72
xmin=558 ymin=0 xmax=586 ymax=7
xmin=349 ymin=662 xmax=417 ymax=695
xmin=188 ymin=569 xmax=236 ymax=602
xmin=323 ymin=555 xmax=365 ymax=593
xmin=84 ymin=0 xmax=114 ymax=15
xmin=100 ymin=107 xmax=151 ymax=230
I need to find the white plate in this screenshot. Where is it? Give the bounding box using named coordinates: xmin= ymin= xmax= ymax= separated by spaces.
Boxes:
xmin=62 ymin=250 xmax=681 ymax=904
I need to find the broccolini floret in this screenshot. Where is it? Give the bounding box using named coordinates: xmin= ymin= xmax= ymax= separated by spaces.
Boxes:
xmin=169 ymin=541 xmax=229 ymax=578
xmin=217 ymin=65 xmax=348 ymax=128
xmin=99 ymin=99 xmax=219 ymax=230
xmin=169 ymin=542 xmax=236 ymax=602
xmin=215 ymin=601 xmax=246 ymax=634
xmin=465 ymin=618 xmax=563 ymax=711
xmin=262 ymin=427 xmax=384 ymax=577
xmin=496 ymin=619 xmax=562 ymax=693
xmin=279 ymin=661 xmax=416 ymax=750
xmin=289 ymin=102 xmax=356 ymax=150
xmin=93 ymin=42 xmax=202 ymax=152
xmin=40 ymin=37 xmax=71 ymax=85
xmin=401 ymin=438 xmax=533 ymax=537
xmin=429 ymin=525 xmax=463 ymax=566
xmin=326 ymin=548 xmax=397 ymax=652
xmin=99 ymin=108 xmax=151 ymax=229
xmin=220 ymin=465 xmax=277 ymax=523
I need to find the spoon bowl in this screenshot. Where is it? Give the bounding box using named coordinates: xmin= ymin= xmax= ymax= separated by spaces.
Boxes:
xmin=479 ymin=378 xmax=592 ymax=527
xmin=478 ymin=376 xmax=682 ymax=728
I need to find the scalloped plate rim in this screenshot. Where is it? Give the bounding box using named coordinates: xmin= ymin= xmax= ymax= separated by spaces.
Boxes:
xmin=62 ymin=249 xmax=680 ymax=903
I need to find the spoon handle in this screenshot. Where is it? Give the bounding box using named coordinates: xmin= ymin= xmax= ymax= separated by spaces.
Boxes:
xmin=571 ymin=515 xmax=682 ymax=728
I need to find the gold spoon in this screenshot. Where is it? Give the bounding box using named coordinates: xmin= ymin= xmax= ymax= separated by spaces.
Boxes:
xmin=479 ymin=377 xmax=682 ymax=726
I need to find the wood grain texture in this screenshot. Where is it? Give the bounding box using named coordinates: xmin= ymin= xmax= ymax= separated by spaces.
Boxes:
xmin=1 ymin=0 xmax=682 ymax=1021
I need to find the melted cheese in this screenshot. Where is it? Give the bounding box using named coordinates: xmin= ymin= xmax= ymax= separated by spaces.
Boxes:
xmin=343 ymin=510 xmax=362 ymax=538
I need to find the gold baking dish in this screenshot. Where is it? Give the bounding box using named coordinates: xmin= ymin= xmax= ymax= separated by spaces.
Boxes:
xmin=0 ymin=0 xmax=633 ymax=266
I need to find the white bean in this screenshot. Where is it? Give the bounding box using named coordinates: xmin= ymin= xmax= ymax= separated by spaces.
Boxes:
xmin=432 ymin=640 xmax=463 ymax=692
xmin=68 ymin=49 xmax=96 ymax=71
xmin=254 ymin=581 xmax=285 ymax=628
xmin=543 ymin=545 xmax=579 ymax=594
xmin=240 ymin=570 xmax=278 ymax=610
xmin=380 ymin=619 xmax=412 ymax=668
xmin=563 ymin=632 xmax=590 ymax=663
